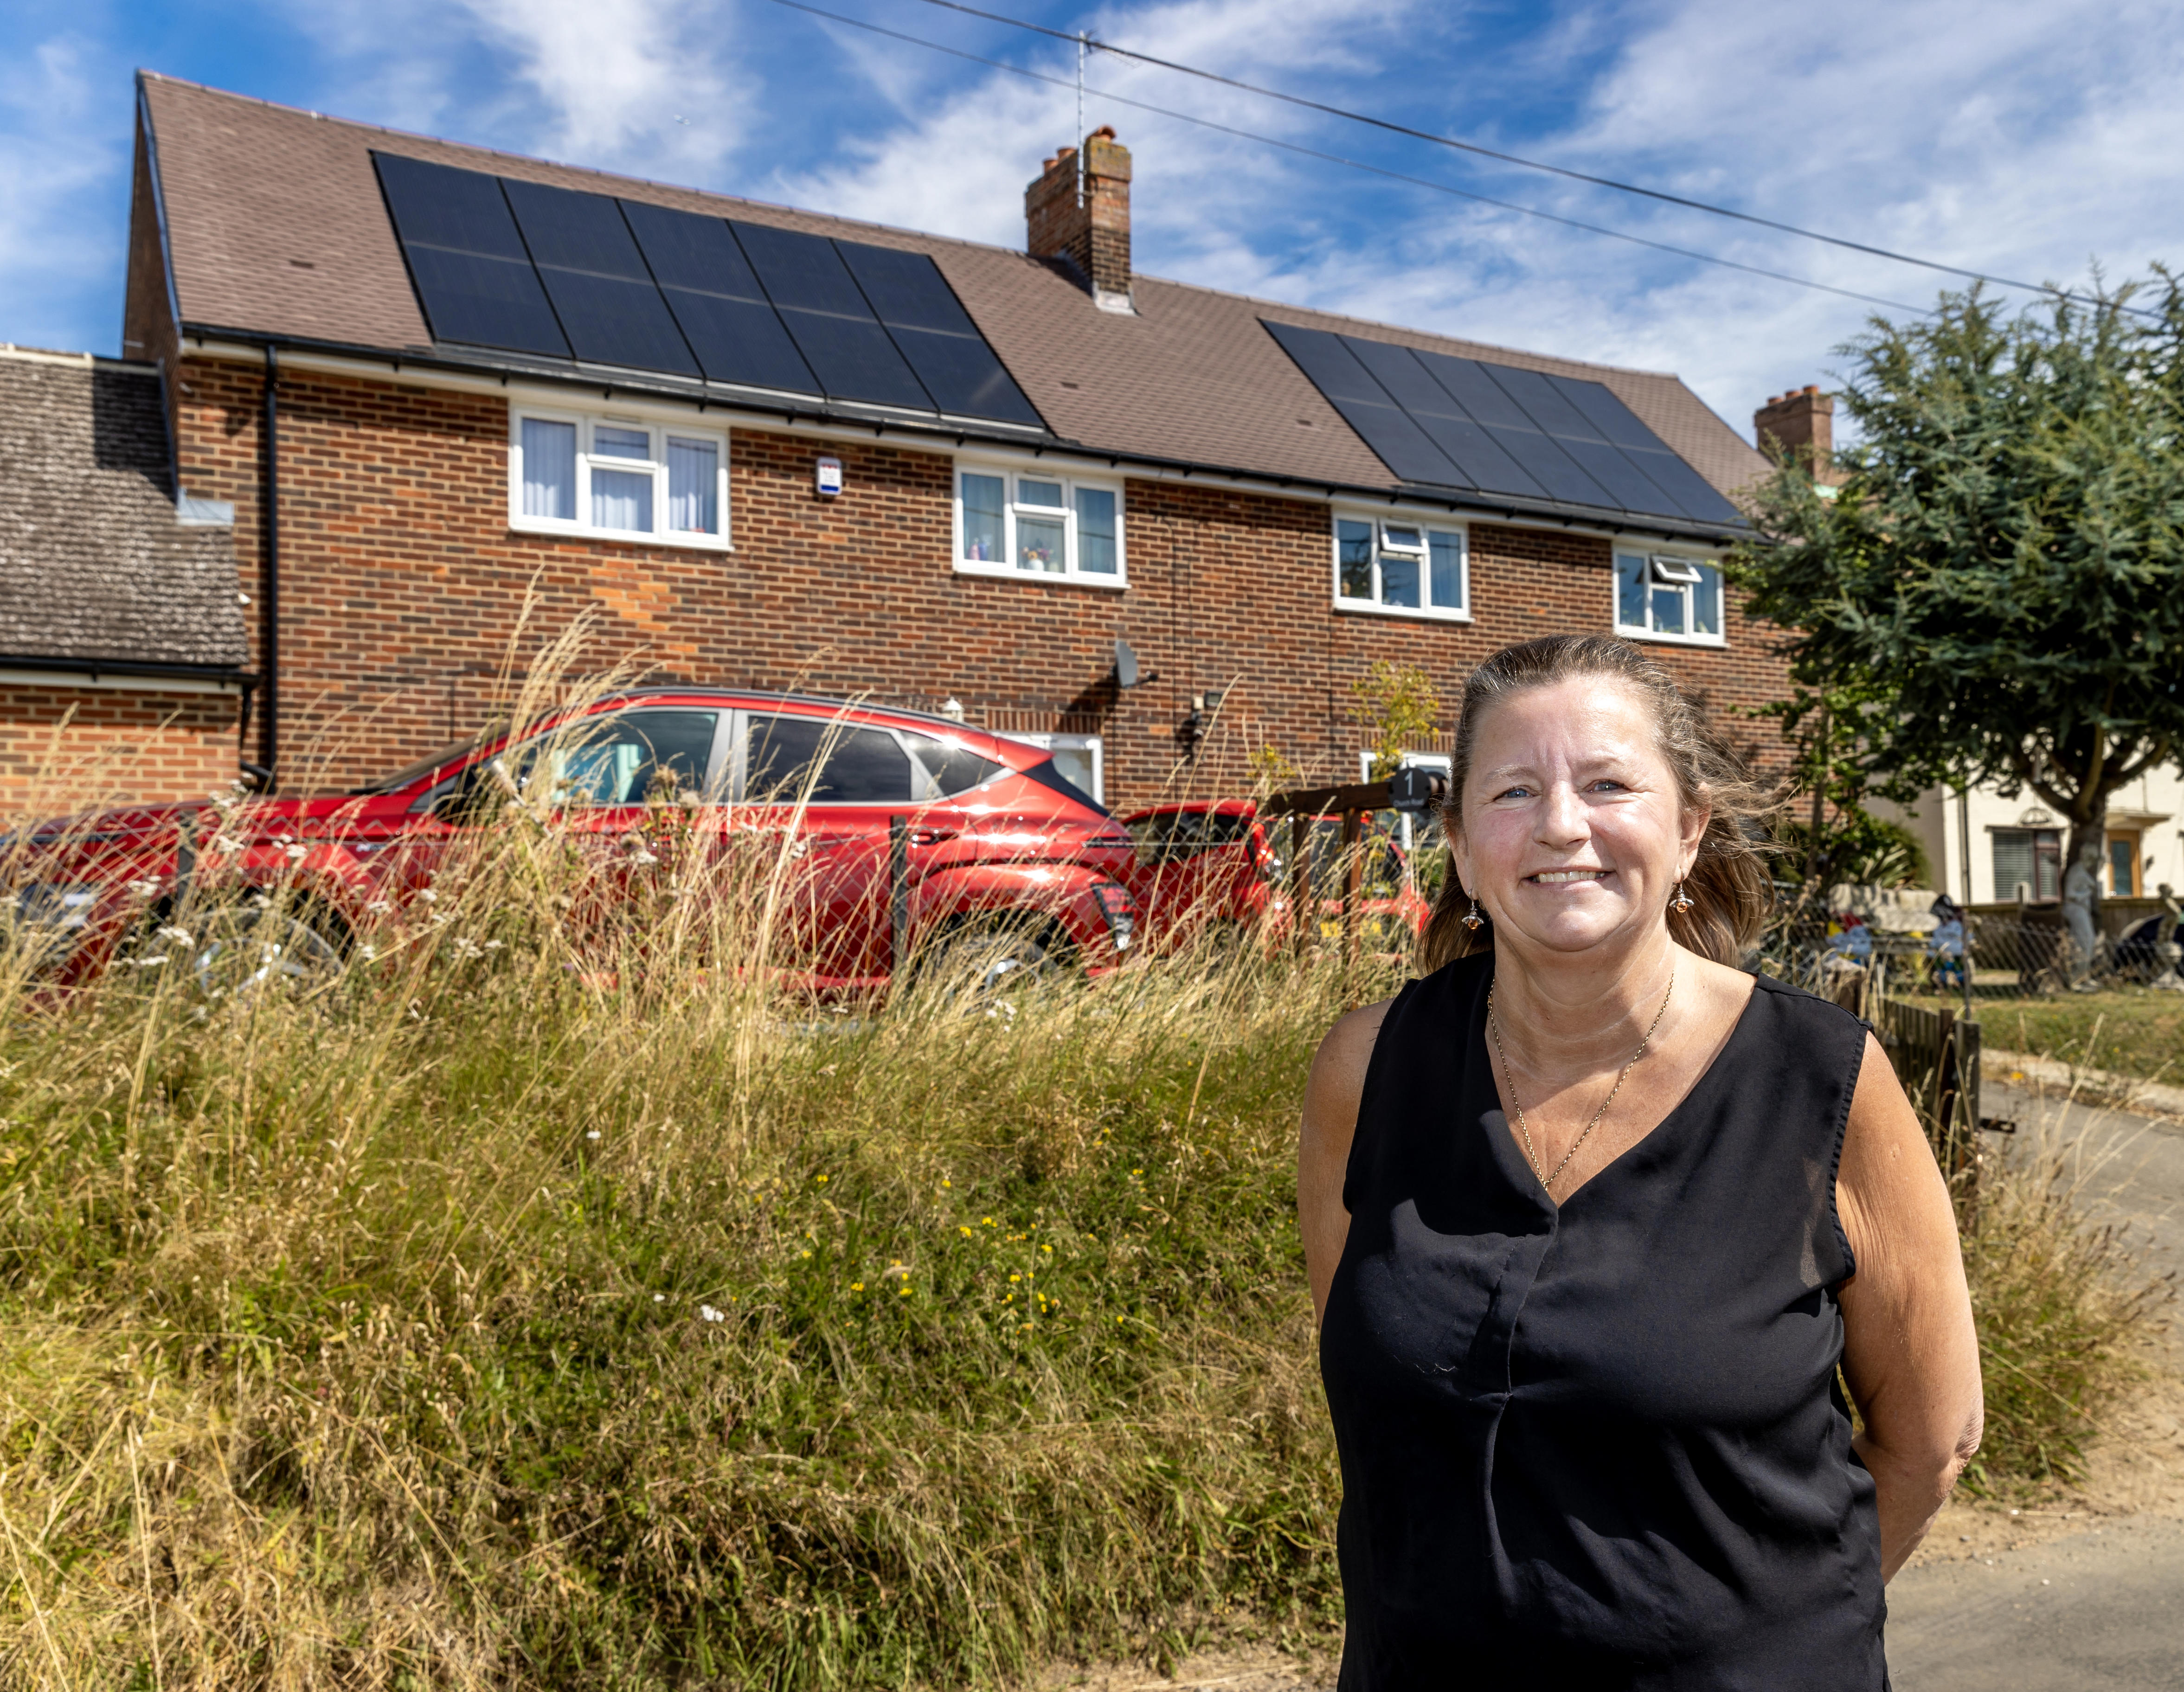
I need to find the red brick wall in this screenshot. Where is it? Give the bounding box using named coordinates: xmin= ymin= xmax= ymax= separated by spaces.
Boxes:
xmin=172 ymin=354 xmax=1792 ymax=808
xmin=0 ymin=684 xmax=239 ymax=818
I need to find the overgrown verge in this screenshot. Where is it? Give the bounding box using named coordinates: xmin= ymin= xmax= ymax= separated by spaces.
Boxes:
xmin=0 ymin=775 xmax=1368 ymax=1688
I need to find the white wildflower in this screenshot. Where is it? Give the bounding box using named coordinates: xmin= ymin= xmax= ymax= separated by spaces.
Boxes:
xmin=700 ymin=1305 xmax=725 ymax=1324
xmin=366 ymin=900 xmax=392 ymax=915
xmin=654 ymin=1294 xmax=665 ymax=1303
xmin=586 ymin=1130 xmax=601 ymax=1141
xmin=127 ymin=879 xmax=162 ymax=899
xmin=212 ymin=834 xmax=246 ymax=853
xmin=155 ymin=926 xmax=193 ymax=945
xmin=629 ymin=850 xmax=660 ymax=866
xmin=418 ymin=889 xmax=437 ymax=903
xmin=430 ymin=911 xmax=452 ymax=927
xmin=284 ymin=844 xmax=307 ymax=861
xmin=360 ymin=943 xmax=379 ymax=963
xmin=482 ymin=939 xmax=503 ymax=952
xmin=130 ymin=955 xmax=169 ymax=968
xmin=451 ymin=937 xmax=483 ymax=960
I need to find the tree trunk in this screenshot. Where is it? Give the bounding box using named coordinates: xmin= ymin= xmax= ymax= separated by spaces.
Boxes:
xmin=2066 ymin=798 xmax=2107 ymax=914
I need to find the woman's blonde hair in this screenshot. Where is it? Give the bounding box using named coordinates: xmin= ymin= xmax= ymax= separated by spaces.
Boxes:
xmin=1419 ymin=634 xmax=1777 ymax=972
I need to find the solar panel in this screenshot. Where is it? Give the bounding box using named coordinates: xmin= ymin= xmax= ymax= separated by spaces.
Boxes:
xmin=1482 ymin=423 xmax=1616 ymax=508
xmin=1546 ymin=375 xmax=1662 ymax=452
xmin=1261 ymin=321 xmax=1388 ymax=406
xmin=1416 ymin=353 xmax=1537 ymax=431
xmin=396 ymin=245 xmax=571 ymax=357
xmin=657 ymin=288 xmax=819 ymax=392
xmin=1485 ymin=365 xmax=1601 ymax=442
xmin=1262 ymin=318 xmax=1742 ymax=527
xmin=838 ymin=241 xmax=979 ymax=335
xmin=777 ymin=310 xmax=935 ymax=410
xmin=374 ymin=154 xmax=572 ymax=357
xmin=888 ymin=326 xmax=1044 ymax=425
xmin=619 ymin=201 xmax=771 ymax=301
xmin=375 ymin=154 xmax=529 ymax=257
xmin=1622 ymin=448 xmax=1745 ymax=525
xmin=502 ymin=179 xmax=651 ymax=277
xmin=731 ymin=221 xmax=874 ymax=320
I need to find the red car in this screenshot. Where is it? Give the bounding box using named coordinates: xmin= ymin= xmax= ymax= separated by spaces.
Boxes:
xmin=1121 ymin=800 xmax=1431 ymax=951
xmin=5 ymin=689 xmax=1138 ymax=995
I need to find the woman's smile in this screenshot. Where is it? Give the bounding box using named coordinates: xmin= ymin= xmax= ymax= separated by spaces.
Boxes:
xmin=1528 ymin=869 xmax=1609 ymax=886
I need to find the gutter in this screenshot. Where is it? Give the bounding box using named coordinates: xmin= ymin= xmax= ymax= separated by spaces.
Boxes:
xmin=179 ymin=328 xmax=1752 ymax=550
xmin=0 ymin=655 xmax=256 ymax=694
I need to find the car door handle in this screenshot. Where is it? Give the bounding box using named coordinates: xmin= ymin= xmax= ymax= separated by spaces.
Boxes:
xmin=908 ymin=827 xmax=955 ymax=847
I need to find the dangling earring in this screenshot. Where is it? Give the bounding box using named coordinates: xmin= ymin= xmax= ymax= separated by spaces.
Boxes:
xmin=1462 ymin=897 xmax=1484 ymax=931
xmin=1670 ymin=880 xmax=1694 ymax=913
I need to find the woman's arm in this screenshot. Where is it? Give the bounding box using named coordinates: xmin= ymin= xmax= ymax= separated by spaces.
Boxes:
xmin=1299 ymin=1000 xmax=1391 ymax=1326
xmin=1836 ymin=1032 xmax=1985 ymax=1581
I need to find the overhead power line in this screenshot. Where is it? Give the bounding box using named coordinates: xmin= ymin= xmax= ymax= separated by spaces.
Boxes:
xmin=757 ymin=0 xmax=1928 ymax=313
xmin=907 ymin=0 xmax=2147 ymax=318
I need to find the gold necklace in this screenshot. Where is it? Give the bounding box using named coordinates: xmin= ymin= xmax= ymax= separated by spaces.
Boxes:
xmin=1486 ymin=971 xmax=1676 ymax=1192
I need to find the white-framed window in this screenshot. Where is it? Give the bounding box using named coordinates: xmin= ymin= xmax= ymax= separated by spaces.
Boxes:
xmin=1333 ymin=513 xmax=1468 ymax=619
xmin=1613 ymin=549 xmax=1724 ymax=644
xmin=509 ymin=406 xmax=730 ymax=551
xmin=955 ymin=462 xmax=1125 ymax=587
xmin=1002 ymin=731 xmax=1105 ymax=804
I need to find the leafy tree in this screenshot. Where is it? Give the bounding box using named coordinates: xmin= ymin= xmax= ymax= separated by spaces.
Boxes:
xmin=1350 ymin=660 xmax=1442 ymax=781
xmin=1732 ymin=278 xmax=2184 ymax=882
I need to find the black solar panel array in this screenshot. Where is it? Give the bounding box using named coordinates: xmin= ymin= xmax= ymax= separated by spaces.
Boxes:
xmin=373 ymin=153 xmax=1045 ymax=428
xmin=1261 ymin=320 xmax=1741 ymax=526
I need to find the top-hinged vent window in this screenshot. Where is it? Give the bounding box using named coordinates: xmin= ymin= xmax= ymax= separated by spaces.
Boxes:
xmin=372 ymin=152 xmax=1047 ymax=429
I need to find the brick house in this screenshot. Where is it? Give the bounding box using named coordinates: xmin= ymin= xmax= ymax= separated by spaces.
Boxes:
xmin=116 ymin=72 xmax=1787 ymax=811
xmin=0 ymin=344 xmax=249 ymax=815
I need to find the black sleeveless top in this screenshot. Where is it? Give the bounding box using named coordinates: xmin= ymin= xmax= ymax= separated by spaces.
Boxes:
xmin=1319 ymin=955 xmax=1886 ymax=1690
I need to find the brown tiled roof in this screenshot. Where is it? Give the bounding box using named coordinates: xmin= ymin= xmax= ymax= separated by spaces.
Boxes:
xmin=138 ymin=73 xmax=1766 ymax=515
xmin=0 ymin=348 xmax=247 ymax=670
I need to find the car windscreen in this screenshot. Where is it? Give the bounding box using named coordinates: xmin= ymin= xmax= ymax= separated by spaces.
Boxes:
xmin=1018 ymin=757 xmax=1110 ymax=817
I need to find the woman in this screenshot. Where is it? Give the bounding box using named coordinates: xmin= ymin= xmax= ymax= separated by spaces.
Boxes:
xmin=1300 ymin=635 xmax=1981 ymax=1689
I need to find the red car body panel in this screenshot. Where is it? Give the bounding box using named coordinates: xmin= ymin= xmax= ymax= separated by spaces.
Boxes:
xmin=1120 ymin=799 xmax=1430 ymax=949
xmin=6 ymin=691 xmax=1138 ymax=993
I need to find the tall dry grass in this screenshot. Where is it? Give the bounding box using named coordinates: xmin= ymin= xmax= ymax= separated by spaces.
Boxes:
xmin=0 ymin=673 xmax=1374 ymax=1687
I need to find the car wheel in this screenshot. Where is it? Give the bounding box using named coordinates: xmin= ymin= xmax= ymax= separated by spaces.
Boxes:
xmin=187 ymin=903 xmax=346 ymax=1001
xmin=920 ymin=919 xmax=1059 ymax=998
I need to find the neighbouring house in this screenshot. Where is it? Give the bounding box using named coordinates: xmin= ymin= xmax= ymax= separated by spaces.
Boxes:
xmin=106 ymin=71 xmax=1790 ymax=811
xmin=0 ymin=344 xmax=250 ymax=815
xmin=1752 ymin=386 xmax=2184 ymax=907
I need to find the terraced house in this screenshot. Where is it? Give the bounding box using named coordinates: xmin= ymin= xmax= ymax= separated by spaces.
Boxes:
xmin=86 ymin=71 xmax=1788 ymax=809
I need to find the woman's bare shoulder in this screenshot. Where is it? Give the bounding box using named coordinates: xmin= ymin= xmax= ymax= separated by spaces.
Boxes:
xmin=1304 ymin=995 xmax=1398 ymax=1137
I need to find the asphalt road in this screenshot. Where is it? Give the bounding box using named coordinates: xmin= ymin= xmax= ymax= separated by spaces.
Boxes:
xmin=1886 ymin=1077 xmax=2184 ymax=1690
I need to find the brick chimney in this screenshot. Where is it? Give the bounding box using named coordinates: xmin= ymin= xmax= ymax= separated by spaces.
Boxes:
xmin=1754 ymin=385 xmax=1844 ymax=486
xmin=1025 ymin=126 xmax=1133 ymax=310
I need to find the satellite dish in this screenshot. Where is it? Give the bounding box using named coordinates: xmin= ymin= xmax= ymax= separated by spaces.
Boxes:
xmin=1115 ymin=637 xmax=1140 ymax=690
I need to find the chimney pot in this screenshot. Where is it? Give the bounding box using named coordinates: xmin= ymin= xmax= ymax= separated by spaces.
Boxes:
xmin=1025 ymin=128 xmax=1134 ymax=307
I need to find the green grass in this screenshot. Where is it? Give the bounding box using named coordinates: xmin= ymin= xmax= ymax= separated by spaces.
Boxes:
xmin=1896 ymin=984 xmax=2184 ymax=1085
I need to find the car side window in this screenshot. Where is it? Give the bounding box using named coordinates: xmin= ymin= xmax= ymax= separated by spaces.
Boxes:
xmin=897 ymin=730 xmax=1003 ymax=798
xmin=526 ymin=709 xmax=720 ymax=806
xmin=745 ymin=714 xmax=915 ymax=803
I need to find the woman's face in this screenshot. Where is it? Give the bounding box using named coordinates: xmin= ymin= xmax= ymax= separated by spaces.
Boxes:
xmin=1448 ymin=677 xmax=1708 ymax=957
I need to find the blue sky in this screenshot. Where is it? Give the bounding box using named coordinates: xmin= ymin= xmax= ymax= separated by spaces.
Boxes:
xmin=6 ymin=0 xmax=2183 ymax=439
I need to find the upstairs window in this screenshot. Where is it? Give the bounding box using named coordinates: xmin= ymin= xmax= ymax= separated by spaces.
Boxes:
xmin=1334 ymin=515 xmax=1467 ymax=619
xmin=512 ymin=409 xmax=729 ymax=550
xmin=956 ymin=464 xmax=1125 ymax=586
xmin=1614 ymin=551 xmax=1722 ymax=643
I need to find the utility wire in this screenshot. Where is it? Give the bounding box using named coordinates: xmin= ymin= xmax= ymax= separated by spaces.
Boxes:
xmin=908 ymin=0 xmax=2148 ymax=317
xmin=757 ymin=0 xmax=1928 ymax=314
